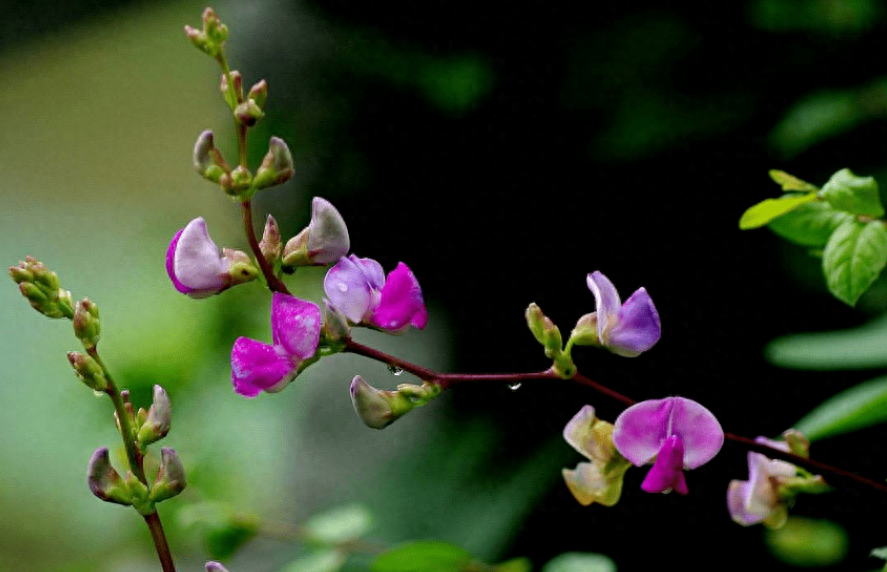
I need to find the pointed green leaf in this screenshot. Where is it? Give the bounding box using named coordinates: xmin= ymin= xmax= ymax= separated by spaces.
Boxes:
xmin=769 ymin=170 xmax=818 ymax=192
xmin=739 ymin=192 xmax=818 ymax=229
xmin=819 ymin=168 xmax=885 ymax=217
xmin=304 ymin=504 xmax=373 ymax=545
xmin=822 ymin=219 xmax=887 ymax=305
xmin=766 ymin=314 xmax=887 ymax=370
xmin=541 ymin=553 xmax=616 ymax=572
xmin=767 ymin=201 xmax=854 ymax=247
xmin=372 ymin=541 xmax=473 ymax=572
xmin=794 ymin=375 xmax=887 ymax=441
xmin=280 ymin=550 xmax=347 ymax=572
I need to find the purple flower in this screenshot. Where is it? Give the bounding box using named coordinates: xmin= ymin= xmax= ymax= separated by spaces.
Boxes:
xmin=586 ymin=271 xmax=660 ymax=357
xmin=231 ymin=293 xmax=321 ymax=397
xmin=727 ymin=438 xmax=796 ymax=527
xmin=166 ymin=217 xmax=256 ymax=298
xmin=613 ymin=396 xmax=723 ymax=495
xmin=324 ymin=255 xmax=427 ymax=333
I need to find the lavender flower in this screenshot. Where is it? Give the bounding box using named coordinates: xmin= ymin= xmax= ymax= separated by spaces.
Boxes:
xmin=324 ymin=255 xmax=427 ymax=333
xmin=166 ymin=217 xmax=257 ymax=298
xmin=613 ymin=396 xmax=723 ymax=495
xmin=584 ymin=271 xmax=660 ymax=357
xmin=231 ymin=293 xmax=321 ymax=397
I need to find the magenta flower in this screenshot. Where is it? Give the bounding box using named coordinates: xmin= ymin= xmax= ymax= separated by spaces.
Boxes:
xmin=613 ymin=396 xmax=723 ymax=495
xmin=231 ymin=293 xmax=321 ymax=397
xmin=166 ymin=217 xmax=256 ymax=298
xmin=324 ymin=255 xmax=427 ymax=333
xmin=586 ymin=271 xmax=660 ymax=357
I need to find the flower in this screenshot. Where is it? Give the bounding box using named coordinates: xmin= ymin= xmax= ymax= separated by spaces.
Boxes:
xmin=583 ymin=271 xmax=660 ymax=357
xmin=282 ymin=197 xmax=350 ymax=267
xmin=324 ymin=255 xmax=427 ymax=333
xmin=612 ymin=396 xmax=724 ymax=495
xmin=562 ymin=405 xmax=632 ymax=506
xmin=166 ymin=217 xmax=257 ymax=298
xmin=231 ymin=293 xmax=321 ymax=397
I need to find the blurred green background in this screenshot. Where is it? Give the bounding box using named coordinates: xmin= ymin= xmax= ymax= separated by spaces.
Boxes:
xmin=5 ymin=0 xmax=887 ymax=570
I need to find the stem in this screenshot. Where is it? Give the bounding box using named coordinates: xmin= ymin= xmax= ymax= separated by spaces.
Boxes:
xmin=88 ymin=346 xmax=178 ymax=572
xmin=241 ymin=200 xmax=290 ymax=294
xmin=342 ymin=338 xmax=887 ymax=495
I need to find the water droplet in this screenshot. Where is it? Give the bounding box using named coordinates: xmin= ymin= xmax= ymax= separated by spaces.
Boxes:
xmin=388 ymin=365 xmax=404 ymax=376
xmin=508 ymin=383 xmax=522 ymax=391
xmin=336 ymin=283 xmax=348 ymax=292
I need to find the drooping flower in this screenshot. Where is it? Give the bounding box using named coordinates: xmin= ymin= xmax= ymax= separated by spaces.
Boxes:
xmin=612 ymin=396 xmax=724 ymax=495
xmin=166 ymin=217 xmax=257 ymax=298
xmin=231 ymin=293 xmax=321 ymax=397
xmin=562 ymin=405 xmax=632 ymax=507
xmin=727 ymin=433 xmax=827 ymax=528
xmin=324 ymin=255 xmax=427 ymax=333
xmin=282 ymin=197 xmax=350 ymax=267
xmin=580 ymin=271 xmax=661 ymax=357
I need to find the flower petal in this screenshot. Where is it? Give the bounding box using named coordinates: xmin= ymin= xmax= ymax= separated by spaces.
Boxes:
xmin=324 ymin=256 xmax=373 ymax=323
xmin=606 ymin=287 xmax=661 ymax=357
xmin=349 ymin=255 xmax=385 ymax=290
xmin=270 ymin=293 xmax=322 ymax=360
xmin=640 ymin=435 xmax=688 ymax=495
xmin=307 ymin=197 xmax=350 ymax=264
xmin=586 ymin=271 xmax=622 ymax=341
xmin=563 ymin=405 xmax=597 ymax=460
xmin=231 ymin=337 xmax=296 ymax=398
xmin=371 ymin=262 xmax=427 ymax=332
xmin=167 ymin=218 xmax=229 ymax=298
xmin=563 ymin=461 xmax=623 ymax=507
xmin=669 ymin=397 xmax=724 ymax=469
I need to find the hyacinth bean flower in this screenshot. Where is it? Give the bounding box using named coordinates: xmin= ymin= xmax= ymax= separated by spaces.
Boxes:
xmin=562 ymin=405 xmax=632 ymax=507
xmin=282 ymin=197 xmax=351 ymax=267
xmin=230 ymin=293 xmax=321 ymax=397
xmin=166 ymin=217 xmax=257 ymax=298
xmin=613 ymin=396 xmax=724 ymax=495
xmin=582 ymin=271 xmax=661 ymax=357
xmin=324 ymin=255 xmax=427 ymax=333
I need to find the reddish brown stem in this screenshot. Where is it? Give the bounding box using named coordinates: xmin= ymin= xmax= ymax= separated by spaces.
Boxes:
xmin=241 ymin=200 xmax=290 ymax=294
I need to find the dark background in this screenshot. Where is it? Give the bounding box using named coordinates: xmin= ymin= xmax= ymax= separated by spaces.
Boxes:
xmin=8 ymin=0 xmax=887 ymax=570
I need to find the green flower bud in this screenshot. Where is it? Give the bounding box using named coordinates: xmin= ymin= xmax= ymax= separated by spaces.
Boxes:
xmin=184 ymin=25 xmax=217 ymax=57
xmin=220 ymin=71 xmax=242 ymax=110
xmin=253 ymin=137 xmax=295 ymax=190
xmin=281 ymin=228 xmax=310 ymax=267
xmin=202 ymin=7 xmax=228 ymax=44
xmin=569 ymin=312 xmax=599 ymax=347
xmin=350 ymin=376 xmax=413 ymax=429
xmin=222 ymin=248 xmax=259 ymax=286
xmin=525 ymin=303 xmax=546 ymax=344
xmin=234 ymin=99 xmax=264 ymax=127
xmin=67 ymin=351 xmax=107 ymax=392
xmin=223 ymin=165 xmax=253 ymax=197
xmin=124 ymin=470 xmax=154 ymax=515
xmin=322 ymin=299 xmax=351 ymax=346
xmin=9 ymin=257 xmax=74 ymax=319
xmin=73 ymin=298 xmax=100 ymax=349
xmin=137 ymin=385 xmax=171 ymax=447
xmin=259 ymin=215 xmax=282 ymax=265
xmin=783 ymin=429 xmax=810 ymax=458
xmin=149 ymin=448 xmax=187 ymax=503
xmin=248 ymin=79 xmax=268 ymax=110
xmin=193 ymin=130 xmax=229 ymax=184
xmin=87 ymin=448 xmax=132 ymax=506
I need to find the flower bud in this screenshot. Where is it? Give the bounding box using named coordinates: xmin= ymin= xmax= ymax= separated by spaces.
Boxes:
xmin=234 ymin=99 xmax=264 ymax=127
xmin=525 ymin=303 xmax=546 ymax=344
xmin=193 ymin=130 xmax=229 ymax=183
xmin=149 ymin=448 xmax=188 ymax=503
xmin=184 ymin=25 xmax=216 ymax=57
xmin=87 ymin=448 xmax=131 ymax=506
xmin=222 ymin=248 xmax=259 ymax=286
xmin=137 ymin=385 xmax=172 ymax=446
xmin=9 ymin=257 xmax=74 ymax=319
xmin=350 ymin=375 xmax=413 ymax=429
xmin=253 ymin=137 xmax=295 ymax=189
xmin=124 ymin=470 xmax=154 ymax=515
xmin=220 ymin=71 xmax=242 ymax=110
xmin=206 ymin=563 xmax=231 ymax=572
xmin=259 ymin=215 xmax=283 ymax=265
xmin=569 ymin=313 xmax=599 ymax=347
xmin=68 ymin=351 xmax=107 ymax=392
xmin=322 ymin=299 xmax=351 ymax=345
xmin=73 ymin=298 xmax=101 ymax=349
xmin=248 ymin=79 xmax=268 ymax=109
xmin=228 ymin=165 xmax=252 ymax=194
xmin=202 ymin=7 xmax=228 ymax=44
xmin=282 ymin=198 xmax=350 ymax=267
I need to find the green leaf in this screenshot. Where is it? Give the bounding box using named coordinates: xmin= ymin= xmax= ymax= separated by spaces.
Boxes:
xmin=766 ymin=314 xmax=887 ymax=370
xmin=279 ymin=550 xmax=347 ymax=572
xmin=819 ymin=168 xmax=885 ymax=217
xmin=372 ymin=541 xmax=473 ymax=572
xmin=822 ymin=219 xmax=887 ymax=305
xmin=767 ymin=201 xmax=854 ymax=247
xmin=794 ymin=375 xmax=887 ymax=441
xmin=541 ymin=552 xmax=617 ymax=572
xmin=304 ymin=504 xmax=373 ymax=545
xmin=739 ymin=192 xmax=818 ymax=229
xmin=494 ymin=557 xmax=533 ymax=572
xmin=765 ymin=518 xmax=848 ymax=567
xmin=769 ymin=169 xmax=818 ymax=192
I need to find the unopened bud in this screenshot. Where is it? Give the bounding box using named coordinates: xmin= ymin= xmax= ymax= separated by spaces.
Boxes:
xmin=87 ymin=448 xmax=131 ymax=506
xmin=248 ymin=79 xmax=268 ymax=109
xmin=137 ymin=385 xmax=172 ymax=446
xmin=68 ymin=351 xmax=107 ymax=391
xmin=193 ymin=130 xmax=228 ymax=183
xmin=149 ymin=448 xmax=187 ymax=503
xmin=259 ymin=215 xmax=282 ymax=265
xmin=350 ymin=375 xmax=413 ymax=429
xmin=9 ymin=257 xmax=74 ymax=319
xmin=220 ymin=71 xmax=243 ymax=109
xmin=184 ymin=25 xmax=216 ymax=56
xmin=206 ymin=563 xmax=231 ymax=572
xmin=525 ymin=303 xmax=546 ymax=344
xmin=222 ymin=248 xmax=259 ymax=286
xmin=322 ymin=299 xmax=351 ymax=345
xmin=253 ymin=137 xmax=294 ymax=189
xmin=73 ymin=298 xmax=101 ymax=349
xmin=202 ymin=7 xmax=228 ymax=44
xmin=569 ymin=312 xmax=599 ymax=347
xmin=234 ymin=99 xmax=264 ymax=127
xmin=124 ymin=470 xmax=153 ymax=515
